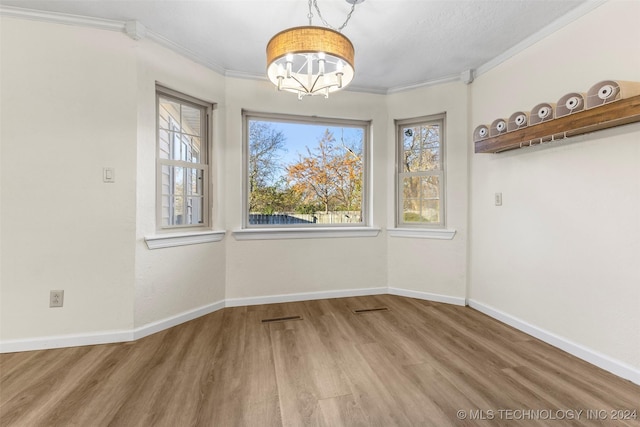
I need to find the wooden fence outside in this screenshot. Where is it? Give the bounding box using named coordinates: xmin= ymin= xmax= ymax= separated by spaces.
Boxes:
xmin=249 ymin=211 xmax=361 ymax=225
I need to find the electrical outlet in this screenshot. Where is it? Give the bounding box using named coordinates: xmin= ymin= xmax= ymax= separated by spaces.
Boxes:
xmin=495 ymin=192 xmax=503 ymax=206
xmin=50 ymin=290 xmax=64 ymax=308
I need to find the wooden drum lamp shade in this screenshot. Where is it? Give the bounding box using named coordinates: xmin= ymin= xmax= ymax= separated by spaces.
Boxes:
xmin=266 ymin=26 xmax=355 ymax=98
xmin=267 ymin=26 xmax=354 ymax=66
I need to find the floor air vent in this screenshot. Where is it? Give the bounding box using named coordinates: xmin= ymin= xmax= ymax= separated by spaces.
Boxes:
xmin=261 ymin=315 xmax=303 ymax=323
xmin=352 ymin=307 xmax=389 ymax=314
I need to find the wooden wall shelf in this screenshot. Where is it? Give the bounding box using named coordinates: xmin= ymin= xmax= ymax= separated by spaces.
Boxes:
xmin=474 ymin=95 xmax=640 ymax=154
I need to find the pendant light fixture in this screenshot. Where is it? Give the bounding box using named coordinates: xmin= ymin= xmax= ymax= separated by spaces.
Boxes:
xmin=266 ymin=0 xmax=363 ymax=99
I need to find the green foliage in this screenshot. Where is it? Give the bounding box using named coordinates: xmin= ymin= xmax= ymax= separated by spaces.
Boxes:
xmin=295 ymin=203 xmax=324 ymax=214
xmin=403 ymin=212 xmax=428 ymax=222
xmin=403 ymin=211 xmax=440 ymax=223
xmin=251 ymin=182 xmax=302 ymax=214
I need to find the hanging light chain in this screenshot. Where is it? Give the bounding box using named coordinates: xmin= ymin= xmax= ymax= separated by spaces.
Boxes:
xmin=310 ymin=0 xmax=357 ymax=32
xmin=307 ymin=0 xmax=314 ymax=25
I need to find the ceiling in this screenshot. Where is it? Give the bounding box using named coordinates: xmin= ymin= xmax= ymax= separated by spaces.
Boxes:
xmin=1 ymin=0 xmax=595 ymax=93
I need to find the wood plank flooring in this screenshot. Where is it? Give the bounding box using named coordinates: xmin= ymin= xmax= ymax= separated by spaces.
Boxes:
xmin=1 ymin=295 xmax=639 ymax=426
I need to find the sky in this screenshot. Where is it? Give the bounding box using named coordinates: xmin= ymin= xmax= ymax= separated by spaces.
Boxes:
xmin=266 ymin=121 xmax=363 ymax=169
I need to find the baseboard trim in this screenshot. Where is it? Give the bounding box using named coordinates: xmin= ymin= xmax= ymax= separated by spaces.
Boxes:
xmin=0 ymin=300 xmax=226 ymax=354
xmin=224 ymin=287 xmax=388 ymax=307
xmin=1 ymin=287 xmax=458 ymax=352
xmin=467 ymin=299 xmax=640 ymax=386
xmin=388 ymin=287 xmax=466 ymax=306
xmin=0 ymin=329 xmax=134 ymax=353
xmin=133 ymin=300 xmax=225 ymax=340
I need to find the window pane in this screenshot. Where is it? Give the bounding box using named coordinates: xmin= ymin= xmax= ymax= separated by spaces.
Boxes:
xmin=164 ymin=132 xmax=202 ymax=163
xmin=173 ymin=167 xmax=184 ymax=196
xmin=187 ymin=136 xmax=201 ymax=163
xmin=246 ymin=117 xmax=366 ymax=226
xmin=161 ymin=165 xmax=184 ymax=196
xmin=185 ymin=196 xmax=204 ymax=225
xmin=160 ymin=165 xmax=205 ymax=227
xmin=159 ymin=129 xmax=171 ymax=160
xmin=403 ymin=150 xmax=424 ymax=172
xmin=160 ymin=195 xmax=205 ymax=227
xmin=402 ymin=177 xmax=421 ymax=222
xmin=172 ymin=131 xmax=182 ymax=160
xmin=403 ymin=176 xmax=420 ymax=200
xmin=182 ymin=105 xmax=201 ymax=137
xmin=179 ymin=134 xmax=191 ymax=161
xmin=186 ymin=168 xmax=204 ymax=195
xmin=159 ymin=97 xmax=204 ymax=164
xmin=159 ymin=196 xmax=185 ymax=226
xmin=422 ymin=199 xmax=440 ymax=224
xmin=401 ymin=175 xmax=440 ymax=224
xmin=402 ymin=124 xmax=440 ymax=172
xmin=161 ymin=195 xmax=171 ymax=226
xmin=422 ymin=175 xmax=440 ymax=199
xmin=159 ymin=97 xmax=180 ymax=130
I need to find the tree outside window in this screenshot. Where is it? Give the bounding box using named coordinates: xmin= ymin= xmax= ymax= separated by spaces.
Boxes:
xmin=244 ymin=112 xmax=369 ymax=227
xmin=396 ymin=114 xmax=445 ymax=227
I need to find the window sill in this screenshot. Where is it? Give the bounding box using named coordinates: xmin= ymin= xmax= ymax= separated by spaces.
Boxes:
xmin=388 ymin=228 xmax=457 ymax=240
xmin=232 ymin=227 xmax=381 ymax=241
xmin=144 ymin=230 xmax=226 ymax=249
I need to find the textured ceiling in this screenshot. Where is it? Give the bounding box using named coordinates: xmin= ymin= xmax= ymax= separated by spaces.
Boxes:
xmin=1 ymin=0 xmax=593 ymax=93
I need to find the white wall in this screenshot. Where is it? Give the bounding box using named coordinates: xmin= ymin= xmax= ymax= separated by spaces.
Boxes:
xmin=386 ymin=82 xmax=469 ymax=300
xmin=224 ymin=78 xmax=389 ymax=300
xmin=0 ymin=17 xmax=229 ymax=342
xmin=221 ymin=78 xmax=470 ymax=304
xmin=1 ymin=18 xmax=138 ymax=339
xmin=133 ymin=40 xmax=227 ymax=328
xmin=469 ymin=0 xmax=640 ymax=370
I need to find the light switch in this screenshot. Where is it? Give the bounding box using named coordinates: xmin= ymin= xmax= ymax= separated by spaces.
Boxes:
xmin=103 ymin=167 xmax=115 ymax=183
xmin=495 ymin=192 xmax=502 ymax=206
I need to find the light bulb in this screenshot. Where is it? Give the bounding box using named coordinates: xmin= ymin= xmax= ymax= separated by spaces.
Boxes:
xmin=318 ymin=52 xmax=325 ymax=76
xmin=336 ymin=60 xmax=344 ymax=87
xmin=285 ymin=54 xmax=293 ymax=78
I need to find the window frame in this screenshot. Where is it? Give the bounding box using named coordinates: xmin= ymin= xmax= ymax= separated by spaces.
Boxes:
xmin=242 ymin=110 xmax=371 ymax=230
xmin=395 ymin=113 xmax=446 ymax=229
xmin=156 ymin=85 xmax=214 ymax=230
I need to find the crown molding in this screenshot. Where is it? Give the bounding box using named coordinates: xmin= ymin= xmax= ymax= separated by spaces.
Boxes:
xmin=474 ymin=0 xmax=607 ymax=79
xmin=0 ymin=5 xmax=124 ymax=32
xmin=344 ymin=84 xmax=387 ymax=95
xmin=225 ymin=69 xmax=268 ymax=81
xmin=125 ymin=20 xmax=146 ymax=41
xmin=386 ymin=74 xmax=461 ymax=95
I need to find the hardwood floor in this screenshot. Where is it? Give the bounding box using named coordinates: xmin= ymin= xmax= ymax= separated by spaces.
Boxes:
xmin=1 ymin=295 xmax=639 ymax=426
